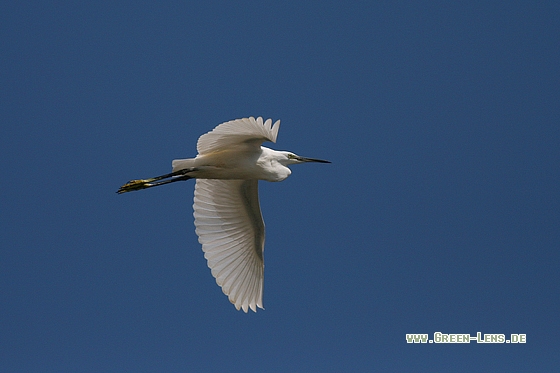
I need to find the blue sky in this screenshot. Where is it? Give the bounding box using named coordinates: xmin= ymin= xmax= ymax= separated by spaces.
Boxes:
xmin=1 ymin=1 xmax=559 ymax=371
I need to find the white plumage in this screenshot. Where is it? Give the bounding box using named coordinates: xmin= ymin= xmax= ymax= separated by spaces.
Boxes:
xmin=118 ymin=117 xmax=329 ymax=312
xmin=194 ymin=179 xmax=264 ymax=312
xmin=196 ymin=117 xmax=280 ymax=155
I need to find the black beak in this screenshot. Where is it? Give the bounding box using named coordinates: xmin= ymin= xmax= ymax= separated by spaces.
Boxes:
xmin=298 ymin=156 xmax=331 ymax=163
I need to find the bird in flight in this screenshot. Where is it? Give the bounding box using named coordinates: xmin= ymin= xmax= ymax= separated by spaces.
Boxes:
xmin=118 ymin=117 xmax=329 ymax=312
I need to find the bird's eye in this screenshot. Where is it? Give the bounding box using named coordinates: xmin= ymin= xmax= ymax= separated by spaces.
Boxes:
xmin=287 ymin=153 xmax=296 ymax=159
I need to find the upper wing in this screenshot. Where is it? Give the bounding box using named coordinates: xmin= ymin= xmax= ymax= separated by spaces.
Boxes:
xmin=193 ymin=179 xmax=265 ymax=312
xmin=197 ymin=117 xmax=280 ymax=155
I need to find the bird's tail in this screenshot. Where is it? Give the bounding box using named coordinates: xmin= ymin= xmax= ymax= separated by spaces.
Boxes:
xmin=172 ymin=158 xmax=197 ymax=172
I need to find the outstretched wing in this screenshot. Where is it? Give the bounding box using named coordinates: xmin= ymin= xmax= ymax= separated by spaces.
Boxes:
xmin=197 ymin=117 xmax=280 ymax=155
xmin=193 ymin=178 xmax=265 ymax=312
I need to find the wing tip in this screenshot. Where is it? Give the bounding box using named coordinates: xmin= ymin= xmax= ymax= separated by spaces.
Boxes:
xmin=231 ymin=298 xmax=263 ymax=313
xmin=271 ymin=119 xmax=280 ymax=143
xmin=255 ymin=116 xmax=280 ymax=143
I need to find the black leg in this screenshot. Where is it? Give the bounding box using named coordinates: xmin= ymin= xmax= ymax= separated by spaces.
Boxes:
xmin=117 ymin=168 xmax=196 ymax=194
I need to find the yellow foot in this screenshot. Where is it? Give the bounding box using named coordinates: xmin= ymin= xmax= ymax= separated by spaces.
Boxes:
xmin=117 ymin=179 xmax=154 ymax=194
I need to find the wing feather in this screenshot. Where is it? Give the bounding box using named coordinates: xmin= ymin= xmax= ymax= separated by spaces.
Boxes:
xmin=196 ymin=117 xmax=280 ymax=155
xmin=193 ymin=179 xmax=265 ymax=312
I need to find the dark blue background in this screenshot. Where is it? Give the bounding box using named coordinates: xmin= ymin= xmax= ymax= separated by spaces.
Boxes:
xmin=1 ymin=1 xmax=558 ymax=371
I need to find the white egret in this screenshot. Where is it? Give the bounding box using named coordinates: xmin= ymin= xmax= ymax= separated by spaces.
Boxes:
xmin=118 ymin=117 xmax=329 ymax=312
